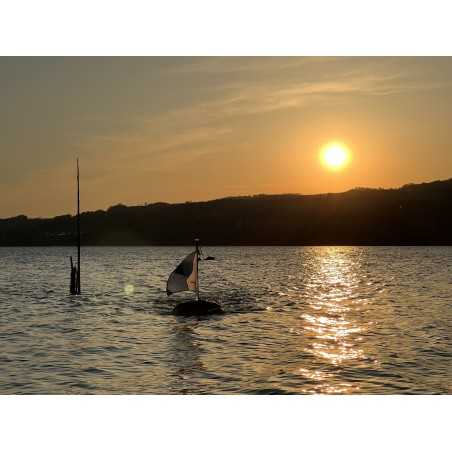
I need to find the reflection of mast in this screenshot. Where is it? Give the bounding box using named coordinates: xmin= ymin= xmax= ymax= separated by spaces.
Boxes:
xmin=170 ymin=322 xmax=204 ymax=393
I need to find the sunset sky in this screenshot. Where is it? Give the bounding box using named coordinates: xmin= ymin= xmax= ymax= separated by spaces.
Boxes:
xmin=1 ymin=57 xmax=452 ymax=218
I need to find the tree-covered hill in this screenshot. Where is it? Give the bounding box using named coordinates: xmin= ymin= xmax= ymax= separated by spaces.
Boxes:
xmin=1 ymin=178 xmax=451 ymax=245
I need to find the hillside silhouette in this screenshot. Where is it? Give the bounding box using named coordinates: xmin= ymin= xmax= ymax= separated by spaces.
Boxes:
xmin=1 ymin=178 xmax=451 ymax=246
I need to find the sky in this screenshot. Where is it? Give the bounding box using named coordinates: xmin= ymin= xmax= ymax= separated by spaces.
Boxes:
xmin=1 ymin=56 xmax=452 ymax=218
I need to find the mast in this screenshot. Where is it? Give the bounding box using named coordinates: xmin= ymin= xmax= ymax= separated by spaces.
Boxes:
xmin=194 ymin=238 xmax=200 ymax=301
xmin=76 ymin=158 xmax=81 ymax=294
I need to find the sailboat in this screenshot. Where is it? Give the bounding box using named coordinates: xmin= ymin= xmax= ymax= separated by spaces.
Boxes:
xmin=167 ymin=239 xmax=224 ymax=316
xmin=70 ymin=158 xmax=81 ymax=295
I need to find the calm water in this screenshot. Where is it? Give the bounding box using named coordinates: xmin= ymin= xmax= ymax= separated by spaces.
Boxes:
xmin=0 ymin=246 xmax=451 ymax=394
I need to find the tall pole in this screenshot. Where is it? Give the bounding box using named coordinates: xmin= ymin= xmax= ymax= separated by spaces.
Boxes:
xmin=76 ymin=158 xmax=81 ymax=294
xmin=194 ymin=238 xmax=200 ymax=301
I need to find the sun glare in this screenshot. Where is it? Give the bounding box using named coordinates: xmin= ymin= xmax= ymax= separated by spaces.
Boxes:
xmin=320 ymin=143 xmax=351 ymax=171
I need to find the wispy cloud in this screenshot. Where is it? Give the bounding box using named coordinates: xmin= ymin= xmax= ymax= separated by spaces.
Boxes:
xmin=75 ymin=57 xmax=452 ymax=177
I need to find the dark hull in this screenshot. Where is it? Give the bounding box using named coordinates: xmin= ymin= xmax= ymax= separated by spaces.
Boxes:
xmin=172 ymin=300 xmax=224 ymax=316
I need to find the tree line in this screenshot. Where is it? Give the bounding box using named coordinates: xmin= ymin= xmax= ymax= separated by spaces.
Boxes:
xmin=1 ymin=178 xmax=451 ymax=245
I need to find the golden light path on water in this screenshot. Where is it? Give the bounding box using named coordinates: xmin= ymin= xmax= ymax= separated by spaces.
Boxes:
xmin=296 ymin=248 xmax=375 ymax=394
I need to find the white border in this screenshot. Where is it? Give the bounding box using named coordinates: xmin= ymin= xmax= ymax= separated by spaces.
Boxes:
xmin=1 ymin=2 xmax=451 ymax=451
xmin=1 ymin=395 xmax=451 ymax=451
xmin=1 ymin=1 xmax=452 ymax=55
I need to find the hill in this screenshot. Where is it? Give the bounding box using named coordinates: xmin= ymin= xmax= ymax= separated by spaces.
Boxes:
xmin=1 ymin=179 xmax=451 ymax=245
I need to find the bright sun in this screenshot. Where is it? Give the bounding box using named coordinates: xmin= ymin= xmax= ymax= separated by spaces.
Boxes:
xmin=320 ymin=142 xmax=351 ymax=171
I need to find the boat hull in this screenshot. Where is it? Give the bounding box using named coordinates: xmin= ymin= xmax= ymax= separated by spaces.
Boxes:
xmin=172 ymin=300 xmax=224 ymax=316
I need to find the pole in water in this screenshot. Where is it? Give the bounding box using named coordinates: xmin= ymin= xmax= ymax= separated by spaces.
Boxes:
xmin=76 ymin=158 xmax=81 ymax=295
xmin=70 ymin=256 xmax=76 ymax=295
xmin=194 ymin=238 xmax=200 ymax=301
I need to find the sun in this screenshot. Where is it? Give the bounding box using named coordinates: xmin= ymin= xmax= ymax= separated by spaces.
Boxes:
xmin=320 ymin=142 xmax=351 ymax=171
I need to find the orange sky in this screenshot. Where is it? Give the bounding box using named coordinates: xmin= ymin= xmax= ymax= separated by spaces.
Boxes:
xmin=1 ymin=57 xmax=452 ymax=218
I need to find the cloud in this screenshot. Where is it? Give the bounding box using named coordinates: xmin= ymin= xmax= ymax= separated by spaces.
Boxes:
xmin=171 ymin=56 xmax=318 ymax=75
xmin=74 ymin=57 xmax=452 ymax=173
xmin=137 ymin=70 xmax=409 ymax=124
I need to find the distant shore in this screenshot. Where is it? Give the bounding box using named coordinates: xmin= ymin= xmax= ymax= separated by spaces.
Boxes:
xmin=1 ymin=178 xmax=451 ymax=246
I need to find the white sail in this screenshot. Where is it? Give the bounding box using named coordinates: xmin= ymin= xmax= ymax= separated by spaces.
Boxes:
xmin=166 ymin=251 xmax=198 ymax=296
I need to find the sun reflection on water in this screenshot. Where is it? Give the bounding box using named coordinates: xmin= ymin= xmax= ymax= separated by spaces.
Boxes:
xmin=299 ymin=247 xmax=370 ymax=392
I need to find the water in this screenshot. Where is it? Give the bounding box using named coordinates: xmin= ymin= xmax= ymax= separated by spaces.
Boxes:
xmin=0 ymin=246 xmax=450 ymax=394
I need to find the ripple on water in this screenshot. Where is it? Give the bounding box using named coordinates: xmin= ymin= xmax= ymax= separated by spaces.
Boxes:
xmin=0 ymin=246 xmax=451 ymax=394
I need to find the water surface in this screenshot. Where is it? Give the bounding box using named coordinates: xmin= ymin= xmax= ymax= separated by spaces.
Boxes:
xmin=0 ymin=246 xmax=450 ymax=394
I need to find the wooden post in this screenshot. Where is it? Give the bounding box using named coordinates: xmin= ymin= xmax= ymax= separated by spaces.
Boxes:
xmin=70 ymin=256 xmax=76 ymax=295
xmin=194 ymin=238 xmax=200 ymax=301
xmin=76 ymin=158 xmax=81 ymax=294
